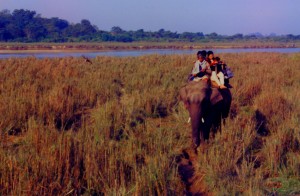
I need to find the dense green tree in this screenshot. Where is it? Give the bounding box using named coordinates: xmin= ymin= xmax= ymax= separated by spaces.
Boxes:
xmin=205 ymin=32 xmax=219 ymax=39
xmin=0 ymin=10 xmax=11 ymax=28
xmin=244 ymin=34 xmax=258 ymax=40
xmin=6 ymin=23 xmax=25 ymax=39
xmin=180 ymin=32 xmax=197 ymax=41
xmin=111 ymin=26 xmax=124 ymax=35
xmin=0 ymin=29 xmax=12 ymax=41
xmin=1 ymin=9 xmax=300 ymax=43
xmin=47 ymin=17 xmax=69 ymax=32
xmin=231 ymin=33 xmax=243 ymax=39
xmin=100 ymin=32 xmax=114 ymax=41
xmin=12 ymin=9 xmax=36 ymax=29
xmin=80 ymin=19 xmax=97 ymax=34
xmin=133 ymin=29 xmax=146 ymax=39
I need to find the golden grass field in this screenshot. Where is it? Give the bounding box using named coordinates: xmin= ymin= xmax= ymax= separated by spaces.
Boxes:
xmin=0 ymin=52 xmax=299 ymax=195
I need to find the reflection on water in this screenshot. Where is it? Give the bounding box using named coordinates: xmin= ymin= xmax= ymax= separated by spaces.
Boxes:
xmin=1 ymin=48 xmax=300 ymax=59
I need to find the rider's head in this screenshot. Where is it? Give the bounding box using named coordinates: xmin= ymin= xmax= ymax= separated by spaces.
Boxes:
xmin=197 ymin=50 xmax=206 ymax=62
xmin=207 ymin=50 xmax=214 ymax=60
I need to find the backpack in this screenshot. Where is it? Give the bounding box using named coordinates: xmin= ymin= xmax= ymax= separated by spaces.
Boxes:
xmin=224 ymin=66 xmax=234 ymax=79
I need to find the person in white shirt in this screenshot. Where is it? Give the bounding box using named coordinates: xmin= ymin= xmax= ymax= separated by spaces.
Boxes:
xmin=189 ymin=50 xmax=210 ymax=82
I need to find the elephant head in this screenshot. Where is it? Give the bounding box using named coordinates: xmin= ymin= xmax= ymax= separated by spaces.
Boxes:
xmin=179 ymin=80 xmax=231 ymax=148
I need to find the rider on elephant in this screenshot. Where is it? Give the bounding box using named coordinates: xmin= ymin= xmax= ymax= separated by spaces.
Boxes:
xmin=207 ymin=51 xmax=227 ymax=89
xmin=188 ymin=50 xmax=211 ymax=82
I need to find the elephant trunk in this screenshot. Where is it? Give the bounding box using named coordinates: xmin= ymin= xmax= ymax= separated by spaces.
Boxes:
xmin=189 ymin=102 xmax=206 ymax=147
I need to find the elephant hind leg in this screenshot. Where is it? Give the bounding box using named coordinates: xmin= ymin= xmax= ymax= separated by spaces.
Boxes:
xmin=211 ymin=122 xmax=221 ymax=138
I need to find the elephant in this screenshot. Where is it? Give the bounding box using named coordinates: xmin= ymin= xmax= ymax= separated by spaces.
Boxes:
xmin=179 ymin=80 xmax=232 ymax=148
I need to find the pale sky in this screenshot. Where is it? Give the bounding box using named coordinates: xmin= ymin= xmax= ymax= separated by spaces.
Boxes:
xmin=1 ymin=0 xmax=299 ymax=35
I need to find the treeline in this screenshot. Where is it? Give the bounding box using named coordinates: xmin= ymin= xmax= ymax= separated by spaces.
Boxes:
xmin=1 ymin=9 xmax=300 ymax=43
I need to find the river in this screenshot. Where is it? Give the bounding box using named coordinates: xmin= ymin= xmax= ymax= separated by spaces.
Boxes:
xmin=1 ymin=48 xmax=300 ymax=59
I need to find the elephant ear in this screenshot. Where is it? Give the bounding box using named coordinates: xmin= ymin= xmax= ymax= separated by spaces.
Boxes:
xmin=179 ymin=85 xmax=188 ymax=102
xmin=210 ymin=88 xmax=223 ymax=105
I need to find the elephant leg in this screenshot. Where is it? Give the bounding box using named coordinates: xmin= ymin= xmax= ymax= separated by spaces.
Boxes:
xmin=202 ymin=116 xmax=211 ymax=140
xmin=219 ymin=89 xmax=232 ymax=119
xmin=201 ymin=103 xmax=211 ymax=141
xmin=211 ymin=113 xmax=222 ymax=137
xmin=201 ymin=102 xmax=222 ymax=140
xmin=211 ymin=103 xmax=223 ymax=138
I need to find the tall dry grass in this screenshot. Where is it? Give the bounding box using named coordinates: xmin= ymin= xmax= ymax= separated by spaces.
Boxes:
xmin=0 ymin=52 xmax=299 ymax=195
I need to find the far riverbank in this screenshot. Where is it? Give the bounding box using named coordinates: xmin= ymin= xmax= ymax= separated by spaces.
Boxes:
xmin=0 ymin=41 xmax=299 ymax=52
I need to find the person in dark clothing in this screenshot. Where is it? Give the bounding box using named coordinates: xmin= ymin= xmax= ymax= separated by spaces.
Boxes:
xmin=206 ymin=51 xmax=226 ymax=89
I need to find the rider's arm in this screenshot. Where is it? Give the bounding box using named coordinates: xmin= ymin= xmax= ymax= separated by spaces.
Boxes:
xmin=191 ymin=61 xmax=200 ymax=76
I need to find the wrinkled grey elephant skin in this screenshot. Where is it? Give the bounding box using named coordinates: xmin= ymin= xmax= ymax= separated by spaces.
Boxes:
xmin=179 ymin=81 xmax=232 ymax=147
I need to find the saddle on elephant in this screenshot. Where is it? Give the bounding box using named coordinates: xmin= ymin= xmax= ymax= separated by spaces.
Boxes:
xmin=199 ymin=76 xmax=230 ymax=89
